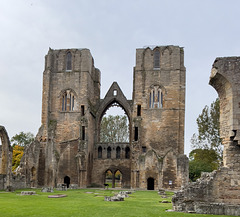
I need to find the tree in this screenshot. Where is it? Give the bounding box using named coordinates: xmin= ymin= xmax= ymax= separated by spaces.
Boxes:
xmin=12 ymin=145 xmax=24 ymax=172
xmin=11 ymin=131 xmax=34 ymax=147
xmin=11 ymin=132 xmax=34 ymax=171
xmin=190 ymin=98 xmax=222 ymax=181
xmin=100 ymin=115 xmax=129 ymax=143
xmin=191 ymin=98 xmax=222 ymax=157
xmin=189 ymin=149 xmax=219 ymax=182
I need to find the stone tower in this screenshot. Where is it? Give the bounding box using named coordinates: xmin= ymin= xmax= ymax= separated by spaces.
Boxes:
xmin=18 ymin=46 xmax=188 ymax=190
xmin=131 ymin=46 xmax=188 ymax=189
xmin=21 ymin=48 xmax=100 ymax=188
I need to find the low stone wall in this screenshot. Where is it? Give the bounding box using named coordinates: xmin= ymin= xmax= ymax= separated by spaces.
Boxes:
xmin=172 ymin=166 xmax=240 ymax=216
xmin=196 ymin=203 xmax=240 ymax=216
xmin=12 ymin=175 xmax=26 ymax=189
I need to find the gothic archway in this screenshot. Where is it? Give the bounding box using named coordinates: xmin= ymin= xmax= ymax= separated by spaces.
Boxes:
xmin=105 ymin=169 xmax=113 ymax=188
xmin=114 ymin=170 xmax=122 ymax=188
xmin=96 ymin=82 xmax=132 ymax=143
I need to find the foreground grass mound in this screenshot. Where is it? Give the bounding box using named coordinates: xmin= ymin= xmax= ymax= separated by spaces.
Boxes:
xmin=0 ymin=189 xmax=233 ymax=217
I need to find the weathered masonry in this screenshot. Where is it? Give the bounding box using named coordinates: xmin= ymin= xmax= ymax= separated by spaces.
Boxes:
xmin=18 ymin=46 xmax=188 ymax=190
xmin=0 ymin=126 xmax=12 ymax=190
xmin=172 ymin=57 xmax=240 ymax=216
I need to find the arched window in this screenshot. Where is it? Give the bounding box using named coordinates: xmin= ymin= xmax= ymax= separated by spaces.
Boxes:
xmin=125 ymin=146 xmax=130 ymax=159
xmin=66 ymin=52 xmax=72 ymax=71
xmin=107 ymin=147 xmax=111 ymax=159
xmin=98 ymin=146 xmax=102 ymax=159
xmin=61 ymin=90 xmax=75 ymax=111
xmin=149 ymin=86 xmax=163 ymax=108
xmin=116 ymin=146 xmax=121 ymax=159
xmin=154 ymin=50 xmax=160 ymax=69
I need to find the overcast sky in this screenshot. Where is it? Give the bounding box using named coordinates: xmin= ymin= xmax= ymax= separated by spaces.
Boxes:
xmin=1 ymin=0 xmax=240 ymax=155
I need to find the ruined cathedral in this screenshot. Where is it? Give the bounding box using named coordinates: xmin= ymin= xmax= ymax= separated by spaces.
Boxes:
xmin=17 ymin=46 xmax=188 ymax=190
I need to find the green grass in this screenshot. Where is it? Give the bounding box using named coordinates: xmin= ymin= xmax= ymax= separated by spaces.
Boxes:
xmin=0 ymin=189 xmax=234 ymax=217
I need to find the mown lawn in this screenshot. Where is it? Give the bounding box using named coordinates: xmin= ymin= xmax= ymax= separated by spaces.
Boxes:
xmin=0 ymin=189 xmax=234 ymax=217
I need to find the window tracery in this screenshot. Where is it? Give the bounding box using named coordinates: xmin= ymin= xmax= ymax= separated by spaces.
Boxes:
xmin=149 ymin=86 xmax=163 ymax=108
xmin=61 ymin=90 xmax=75 ymax=111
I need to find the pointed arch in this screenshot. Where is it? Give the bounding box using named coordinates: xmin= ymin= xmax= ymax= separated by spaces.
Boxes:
xmin=96 ymin=82 xmax=132 ymax=142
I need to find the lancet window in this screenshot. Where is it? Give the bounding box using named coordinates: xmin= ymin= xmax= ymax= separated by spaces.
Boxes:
xmin=154 ymin=50 xmax=160 ymax=69
xmin=66 ymin=52 xmax=72 ymax=71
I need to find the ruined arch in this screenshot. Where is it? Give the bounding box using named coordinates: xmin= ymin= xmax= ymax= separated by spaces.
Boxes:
xmin=0 ymin=126 xmax=11 ymax=175
xmin=96 ymin=82 xmax=132 ymax=142
xmin=209 ymin=66 xmax=234 ymax=141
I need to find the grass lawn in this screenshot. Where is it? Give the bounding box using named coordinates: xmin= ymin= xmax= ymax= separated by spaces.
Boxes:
xmin=0 ymin=189 xmax=234 ymax=217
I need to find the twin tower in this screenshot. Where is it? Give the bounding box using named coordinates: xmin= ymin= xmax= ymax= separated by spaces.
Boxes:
xmin=20 ymin=46 xmax=188 ymax=190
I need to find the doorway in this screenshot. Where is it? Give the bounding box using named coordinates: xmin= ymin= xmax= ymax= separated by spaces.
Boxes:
xmin=147 ymin=177 xmax=154 ymax=190
xmin=64 ymin=176 xmax=70 ymax=188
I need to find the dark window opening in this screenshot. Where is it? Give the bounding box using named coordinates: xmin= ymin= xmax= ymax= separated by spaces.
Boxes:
xmin=64 ymin=176 xmax=70 ymax=188
xmin=137 ymin=105 xmax=141 ymax=116
xmin=66 ymin=52 xmax=72 ymax=71
xmin=154 ymin=50 xmax=160 ymax=69
xmin=116 ymin=146 xmax=121 ymax=159
xmin=81 ymin=105 xmax=85 ymax=116
xmin=147 ymin=177 xmax=154 ymax=190
xmin=125 ymin=146 xmax=130 ymax=159
xmin=82 ymin=126 xmax=85 ymax=140
xmin=98 ymin=146 xmax=102 ymax=158
xmin=142 ymin=146 xmax=146 ymax=153
xmin=107 ymin=147 xmax=111 ymax=159
xmin=134 ymin=127 xmax=138 ymax=141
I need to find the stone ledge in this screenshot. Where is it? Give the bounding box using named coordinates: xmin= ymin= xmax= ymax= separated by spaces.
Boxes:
xmin=196 ymin=203 xmax=240 ymax=216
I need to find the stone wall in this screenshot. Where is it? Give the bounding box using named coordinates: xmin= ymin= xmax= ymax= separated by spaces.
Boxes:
xmin=172 ymin=57 xmax=240 ymax=215
xmin=0 ymin=174 xmax=6 ymax=190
